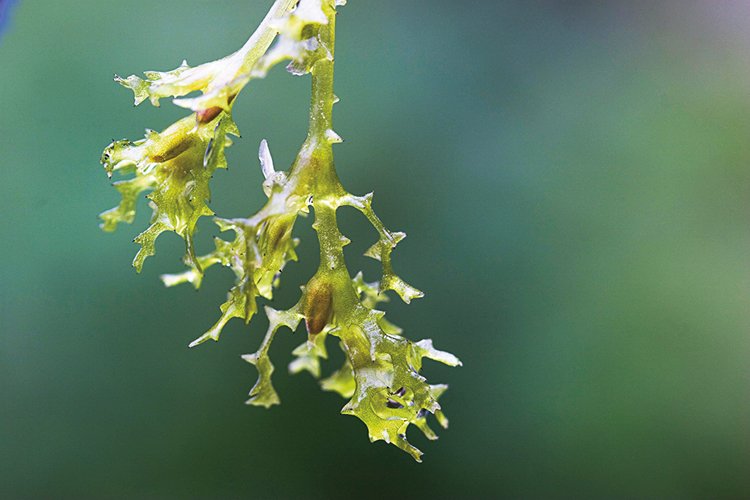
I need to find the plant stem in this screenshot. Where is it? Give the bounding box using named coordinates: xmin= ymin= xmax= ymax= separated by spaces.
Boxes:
xmin=290 ymin=2 xmax=342 ymax=198
xmin=308 ymin=6 xmax=336 ymax=141
xmin=238 ymin=0 xmax=299 ymax=74
xmin=302 ymin=3 xmax=359 ymax=310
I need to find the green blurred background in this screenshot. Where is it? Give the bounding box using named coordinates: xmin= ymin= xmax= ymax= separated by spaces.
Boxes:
xmin=2 ymin=0 xmax=750 ymax=497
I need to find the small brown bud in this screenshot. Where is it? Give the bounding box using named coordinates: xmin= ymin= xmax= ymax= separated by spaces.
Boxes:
xmin=304 ymin=281 xmax=333 ymax=335
xmin=196 ymin=106 xmax=223 ymax=124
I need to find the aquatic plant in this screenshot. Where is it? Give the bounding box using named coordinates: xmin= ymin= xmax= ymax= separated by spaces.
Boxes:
xmin=99 ymin=0 xmax=460 ymax=461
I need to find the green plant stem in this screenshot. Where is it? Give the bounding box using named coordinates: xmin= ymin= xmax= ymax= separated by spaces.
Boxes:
xmin=308 ymin=8 xmax=336 ymax=141
xmin=238 ymin=0 xmax=299 ymax=74
xmin=304 ymin=6 xmax=352 ymax=288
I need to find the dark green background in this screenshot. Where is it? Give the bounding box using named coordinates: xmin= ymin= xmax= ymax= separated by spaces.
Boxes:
xmin=2 ymin=0 xmax=749 ymax=497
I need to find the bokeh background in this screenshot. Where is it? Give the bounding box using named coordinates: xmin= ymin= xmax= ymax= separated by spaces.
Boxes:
xmin=2 ymin=0 xmax=750 ymax=497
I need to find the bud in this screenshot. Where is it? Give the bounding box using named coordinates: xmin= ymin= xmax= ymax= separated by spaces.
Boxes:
xmin=196 ymin=106 xmax=223 ymax=124
xmin=303 ymin=279 xmax=333 ymax=335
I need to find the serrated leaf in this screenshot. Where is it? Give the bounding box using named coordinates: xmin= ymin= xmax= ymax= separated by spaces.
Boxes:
xmin=173 ymin=198 xmax=301 ymax=346
xmin=100 ymin=113 xmax=237 ymax=272
xmin=115 ymin=0 xmax=299 ymax=112
xmin=289 ymin=332 xmax=328 ymax=377
xmin=342 ymin=194 xmax=424 ymax=303
xmin=330 ymin=306 xmax=461 ymax=461
xmin=243 ymin=306 xmax=303 ymax=407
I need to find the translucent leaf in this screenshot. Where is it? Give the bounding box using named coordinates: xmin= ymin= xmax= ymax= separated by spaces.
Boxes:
xmin=100 ymin=113 xmax=237 ymax=272
xmin=320 ymin=357 xmax=356 ymax=398
xmin=289 ymin=331 xmax=328 ymax=378
xmin=352 ymin=271 xmax=401 ymax=334
xmin=342 ymin=194 xmax=424 ymax=303
xmin=252 ymin=0 xmax=333 ymax=78
xmin=171 ymin=196 xmax=302 ymax=346
xmin=115 ymin=0 xmax=299 ymax=111
xmin=242 ymin=307 xmax=302 ymax=407
xmin=331 ymin=306 xmax=461 ymax=462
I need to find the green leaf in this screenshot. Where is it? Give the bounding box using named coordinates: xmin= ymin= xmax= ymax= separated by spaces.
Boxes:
xmin=342 ymin=193 xmax=425 ymax=303
xmin=289 ymin=331 xmax=328 ymax=378
xmin=100 ymin=113 xmax=237 ymax=272
xmin=320 ymin=356 xmax=355 ymax=398
xmin=331 ymin=306 xmax=461 ymax=462
xmin=115 ymin=0 xmax=299 ymax=112
xmin=352 ymin=272 xmax=402 ymax=334
xmin=174 ymin=205 xmax=301 ymax=347
xmin=253 ymin=0 xmax=332 ymax=78
xmin=242 ymin=307 xmax=302 ymax=408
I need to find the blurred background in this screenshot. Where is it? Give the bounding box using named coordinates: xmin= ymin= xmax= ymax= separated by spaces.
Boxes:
xmin=2 ymin=0 xmax=750 ymax=497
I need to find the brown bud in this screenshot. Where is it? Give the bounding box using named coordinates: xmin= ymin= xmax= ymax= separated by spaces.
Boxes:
xmin=196 ymin=95 xmax=236 ymax=124
xmin=196 ymin=106 xmax=223 ymax=124
xmin=304 ymin=281 xmax=333 ymax=335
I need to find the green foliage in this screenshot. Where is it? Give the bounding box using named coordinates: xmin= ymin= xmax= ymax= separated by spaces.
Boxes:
xmin=101 ymin=114 xmax=237 ymax=271
xmin=98 ymin=0 xmax=460 ymax=461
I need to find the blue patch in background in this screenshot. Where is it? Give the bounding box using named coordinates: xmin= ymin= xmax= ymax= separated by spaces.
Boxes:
xmin=0 ymin=0 xmax=17 ymax=37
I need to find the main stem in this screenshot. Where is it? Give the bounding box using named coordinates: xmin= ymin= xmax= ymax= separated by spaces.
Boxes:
xmin=309 ymin=9 xmax=336 ymax=141
xmin=310 ymin=5 xmax=344 ymax=267
xmin=302 ymin=3 xmax=360 ymax=315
